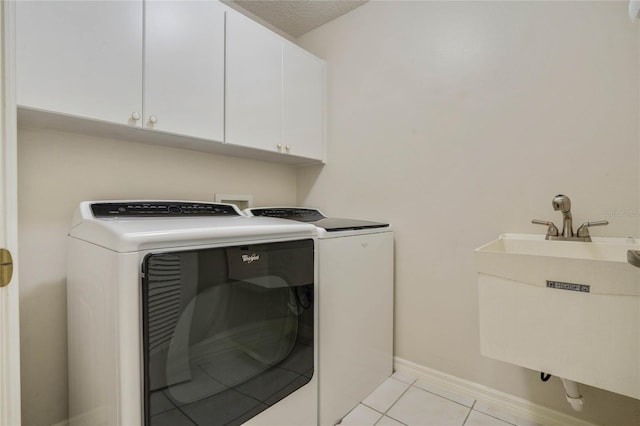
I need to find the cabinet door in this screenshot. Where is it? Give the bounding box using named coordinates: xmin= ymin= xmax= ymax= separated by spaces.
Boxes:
xmin=283 ymin=43 xmax=325 ymax=161
xmin=144 ymin=0 xmax=224 ymax=141
xmin=16 ymin=1 xmax=142 ymax=126
xmin=226 ymin=10 xmax=282 ymax=152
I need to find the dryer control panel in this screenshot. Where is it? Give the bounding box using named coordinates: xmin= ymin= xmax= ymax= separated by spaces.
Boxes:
xmin=91 ymin=201 xmax=241 ymax=218
xmin=248 ymin=207 xmax=389 ymax=232
xmin=249 ymin=207 xmax=325 ymax=222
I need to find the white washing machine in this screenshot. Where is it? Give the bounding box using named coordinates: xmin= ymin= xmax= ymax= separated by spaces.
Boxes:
xmin=67 ymin=201 xmax=318 ymax=426
xmin=245 ymin=207 xmax=394 ymax=426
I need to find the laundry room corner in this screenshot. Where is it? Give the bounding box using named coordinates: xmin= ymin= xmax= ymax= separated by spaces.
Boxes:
xmin=8 ymin=0 xmax=640 ymax=425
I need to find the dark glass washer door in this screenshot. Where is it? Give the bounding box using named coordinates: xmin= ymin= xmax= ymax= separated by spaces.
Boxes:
xmin=142 ymin=239 xmax=314 ymax=426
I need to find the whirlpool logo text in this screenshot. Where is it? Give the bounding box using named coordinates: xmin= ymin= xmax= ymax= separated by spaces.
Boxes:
xmin=242 ymin=254 xmax=260 ymax=264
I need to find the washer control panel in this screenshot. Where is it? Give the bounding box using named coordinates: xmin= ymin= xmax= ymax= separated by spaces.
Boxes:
xmin=91 ymin=201 xmax=240 ymax=217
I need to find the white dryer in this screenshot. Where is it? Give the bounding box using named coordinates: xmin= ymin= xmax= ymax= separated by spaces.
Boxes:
xmin=245 ymin=207 xmax=394 ymax=426
xmin=67 ymin=201 xmax=318 ymax=426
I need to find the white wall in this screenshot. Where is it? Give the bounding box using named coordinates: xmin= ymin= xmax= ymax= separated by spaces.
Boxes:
xmin=297 ymin=1 xmax=640 ymax=424
xmin=17 ymin=126 xmax=297 ymax=426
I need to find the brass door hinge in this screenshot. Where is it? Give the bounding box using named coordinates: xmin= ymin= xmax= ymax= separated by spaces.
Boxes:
xmin=0 ymin=249 xmax=13 ymax=287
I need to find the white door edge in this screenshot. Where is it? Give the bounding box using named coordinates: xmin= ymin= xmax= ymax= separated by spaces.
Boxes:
xmin=0 ymin=0 xmax=22 ymax=424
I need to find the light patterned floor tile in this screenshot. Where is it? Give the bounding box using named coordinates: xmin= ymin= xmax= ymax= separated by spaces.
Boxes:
xmin=465 ymin=410 xmax=515 ymax=426
xmin=362 ymin=378 xmax=411 ymax=413
xmin=375 ymin=415 xmax=406 ymax=426
xmin=340 ymin=404 xmax=383 ymax=426
xmin=387 ymin=386 xmax=471 ymax=426
xmin=413 ymin=378 xmax=475 ymax=407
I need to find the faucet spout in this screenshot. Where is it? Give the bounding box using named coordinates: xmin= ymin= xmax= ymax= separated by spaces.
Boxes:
xmin=561 ymin=211 xmax=573 ymax=238
xmin=552 ymin=194 xmax=573 ymax=238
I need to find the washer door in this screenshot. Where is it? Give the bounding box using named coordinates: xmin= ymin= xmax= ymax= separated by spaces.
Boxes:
xmin=142 ymin=239 xmax=314 ymax=426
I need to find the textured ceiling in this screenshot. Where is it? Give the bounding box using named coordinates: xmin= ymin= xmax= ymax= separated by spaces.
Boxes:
xmin=231 ymin=0 xmax=368 ymax=38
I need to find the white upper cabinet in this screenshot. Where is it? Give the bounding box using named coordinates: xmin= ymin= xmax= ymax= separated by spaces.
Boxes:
xmin=226 ymin=10 xmax=325 ymax=161
xmin=16 ymin=1 xmax=325 ymax=164
xmin=283 ymin=42 xmax=325 ymax=161
xmin=225 ymin=11 xmax=283 ymax=152
xmin=144 ymin=0 xmax=224 ymax=141
xmin=16 ymin=1 xmax=143 ymax=126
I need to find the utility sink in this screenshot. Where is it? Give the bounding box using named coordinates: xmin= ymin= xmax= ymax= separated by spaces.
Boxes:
xmin=477 ymin=233 xmax=640 ymax=297
xmin=475 ymin=234 xmax=640 ymax=400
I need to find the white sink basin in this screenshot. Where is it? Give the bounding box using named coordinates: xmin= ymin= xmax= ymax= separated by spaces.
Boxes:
xmin=476 ymin=233 xmax=640 ymax=297
xmin=475 ymin=233 xmax=640 ymax=400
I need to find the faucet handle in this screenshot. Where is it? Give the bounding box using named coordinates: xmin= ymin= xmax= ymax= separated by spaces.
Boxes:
xmin=576 ymin=220 xmax=609 ymax=238
xmin=532 ymin=219 xmax=559 ymax=237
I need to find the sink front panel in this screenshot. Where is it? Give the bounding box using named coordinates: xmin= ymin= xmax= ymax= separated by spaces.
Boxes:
xmin=478 ymin=275 xmax=640 ymax=400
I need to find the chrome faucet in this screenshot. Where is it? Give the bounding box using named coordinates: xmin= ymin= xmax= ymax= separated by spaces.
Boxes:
xmin=532 ymin=194 xmax=608 ymax=242
xmin=552 ymin=194 xmax=573 ymax=238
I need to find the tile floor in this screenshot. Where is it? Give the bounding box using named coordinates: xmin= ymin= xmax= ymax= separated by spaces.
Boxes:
xmin=339 ymin=371 xmax=538 ymax=426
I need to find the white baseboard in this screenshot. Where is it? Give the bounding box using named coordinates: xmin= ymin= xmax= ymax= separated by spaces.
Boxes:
xmin=393 ymin=357 xmax=598 ymax=426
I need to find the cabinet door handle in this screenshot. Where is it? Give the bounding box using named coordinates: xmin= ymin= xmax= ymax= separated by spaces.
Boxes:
xmin=131 ymin=112 xmax=141 ymax=121
xmin=276 ymin=144 xmax=283 ymax=152
xmin=285 ymin=145 xmax=291 ymax=152
xmin=148 ymin=115 xmax=158 ymax=124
